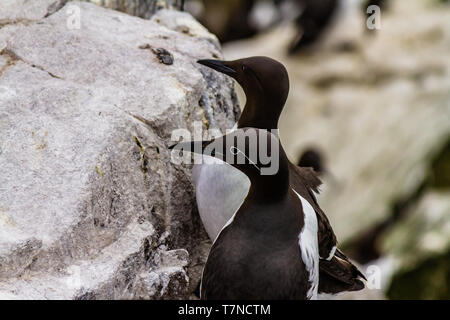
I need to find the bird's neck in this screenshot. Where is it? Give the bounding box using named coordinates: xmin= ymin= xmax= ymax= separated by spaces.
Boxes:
xmin=237 ymin=185 xmax=301 ymax=239
xmin=237 ymin=92 xmax=283 ymax=130
xmin=244 ymin=159 xmax=290 ymax=205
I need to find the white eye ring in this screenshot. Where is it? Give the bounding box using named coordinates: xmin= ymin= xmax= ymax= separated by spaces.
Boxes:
xmin=230 ymin=146 xmax=239 ymax=155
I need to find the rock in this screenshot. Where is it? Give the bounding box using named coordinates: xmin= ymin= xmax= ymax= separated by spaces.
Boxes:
xmin=386 ymin=249 xmax=450 ymax=300
xmin=0 ymin=2 xmax=239 ymax=299
xmin=0 ymin=0 xmax=67 ymax=24
xmin=382 ymin=191 xmax=450 ymax=270
xmin=381 ymin=190 xmax=450 ymax=299
xmin=83 ymin=0 xmax=185 ymax=19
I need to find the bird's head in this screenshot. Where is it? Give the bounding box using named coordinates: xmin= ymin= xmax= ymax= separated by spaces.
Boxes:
xmin=170 ymin=128 xmax=288 ymax=179
xmin=197 ymin=56 xmax=289 ymax=129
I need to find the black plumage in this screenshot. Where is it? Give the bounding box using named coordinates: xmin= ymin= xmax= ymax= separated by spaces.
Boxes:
xmin=192 ymin=56 xmax=365 ymax=298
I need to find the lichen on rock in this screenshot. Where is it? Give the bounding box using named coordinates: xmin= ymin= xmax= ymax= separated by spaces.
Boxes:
xmin=0 ymin=1 xmax=239 ymax=299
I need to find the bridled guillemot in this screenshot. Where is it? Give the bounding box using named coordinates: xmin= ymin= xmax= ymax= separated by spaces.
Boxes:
xmin=173 ymin=128 xmax=319 ymax=299
xmin=194 ymin=56 xmax=365 ymax=295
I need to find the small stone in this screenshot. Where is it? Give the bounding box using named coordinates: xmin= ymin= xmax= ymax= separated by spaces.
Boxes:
xmin=151 ymin=47 xmax=174 ymax=65
xmin=139 ymin=44 xmax=174 ymax=65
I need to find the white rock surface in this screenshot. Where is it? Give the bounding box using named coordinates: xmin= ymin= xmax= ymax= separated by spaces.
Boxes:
xmin=382 ymin=191 xmax=450 ymax=269
xmin=0 ymin=2 xmax=239 ymax=299
xmin=0 ymin=0 xmax=66 ymax=23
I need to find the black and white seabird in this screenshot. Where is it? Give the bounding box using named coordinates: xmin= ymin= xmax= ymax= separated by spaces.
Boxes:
xmin=173 ymin=128 xmax=321 ymax=299
xmin=194 ymin=56 xmax=288 ymax=243
xmin=297 ymin=147 xmax=325 ymax=175
xmin=194 ymin=56 xmax=365 ymax=295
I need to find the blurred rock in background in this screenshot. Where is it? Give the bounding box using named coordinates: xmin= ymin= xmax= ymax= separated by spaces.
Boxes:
xmin=89 ymin=0 xmax=184 ymax=18
xmin=222 ymin=0 xmax=450 ymax=299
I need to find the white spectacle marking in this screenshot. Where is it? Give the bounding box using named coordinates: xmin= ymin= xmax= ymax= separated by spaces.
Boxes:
xmin=294 ymin=189 xmax=319 ymax=300
xmin=230 ymin=146 xmax=261 ymax=172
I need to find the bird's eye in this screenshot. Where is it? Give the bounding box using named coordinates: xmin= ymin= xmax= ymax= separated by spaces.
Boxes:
xmin=241 ymin=65 xmax=247 ymax=71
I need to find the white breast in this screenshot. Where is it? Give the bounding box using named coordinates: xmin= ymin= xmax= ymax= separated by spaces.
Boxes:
xmin=192 ymin=158 xmax=250 ymax=240
xmin=195 ymin=158 xmax=250 ymax=299
xmin=293 ymin=189 xmax=319 ymax=300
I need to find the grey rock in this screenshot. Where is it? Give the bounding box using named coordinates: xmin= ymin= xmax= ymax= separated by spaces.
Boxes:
xmin=382 ymin=191 xmax=450 ymax=270
xmin=223 ymin=0 xmax=450 ymax=299
xmin=0 ymin=0 xmax=67 ymax=24
xmin=0 ymin=1 xmax=238 ymax=299
xmin=81 ymin=0 xmax=185 ymax=19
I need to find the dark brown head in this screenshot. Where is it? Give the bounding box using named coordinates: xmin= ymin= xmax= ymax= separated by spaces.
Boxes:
xmin=170 ymin=128 xmax=290 ymax=202
xmin=197 ymin=56 xmax=289 ymax=129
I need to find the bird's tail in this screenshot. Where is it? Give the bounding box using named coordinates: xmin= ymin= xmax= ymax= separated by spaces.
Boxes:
xmin=318 ymin=249 xmax=366 ymax=294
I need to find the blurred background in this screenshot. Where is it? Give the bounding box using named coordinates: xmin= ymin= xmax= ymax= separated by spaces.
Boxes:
xmin=89 ymin=0 xmax=450 ymax=299
xmin=190 ymin=0 xmax=450 ymax=300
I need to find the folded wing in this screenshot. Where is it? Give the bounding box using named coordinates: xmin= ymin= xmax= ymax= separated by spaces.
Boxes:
xmin=289 ymin=163 xmax=366 ymax=294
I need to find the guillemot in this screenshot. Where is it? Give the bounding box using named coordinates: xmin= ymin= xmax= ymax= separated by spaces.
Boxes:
xmin=289 ymin=0 xmax=339 ymax=53
xmin=297 ymin=147 xmax=325 ymax=175
xmin=173 ymin=128 xmax=319 ymax=299
xmin=195 ymin=56 xmax=365 ymax=294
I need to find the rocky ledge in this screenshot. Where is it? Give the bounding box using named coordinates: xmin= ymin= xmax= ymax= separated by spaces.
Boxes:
xmin=0 ymin=1 xmax=239 ymax=299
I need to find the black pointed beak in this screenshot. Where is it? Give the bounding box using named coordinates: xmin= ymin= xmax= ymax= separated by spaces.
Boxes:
xmin=197 ymin=59 xmax=237 ymax=76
